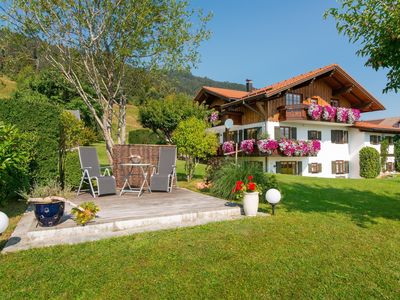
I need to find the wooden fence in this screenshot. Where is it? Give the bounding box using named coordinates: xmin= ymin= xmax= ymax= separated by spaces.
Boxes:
xmin=112 ymin=144 xmax=177 ymax=188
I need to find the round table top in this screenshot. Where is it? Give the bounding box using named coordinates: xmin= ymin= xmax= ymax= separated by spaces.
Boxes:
xmin=119 ymin=163 xmax=152 ymax=167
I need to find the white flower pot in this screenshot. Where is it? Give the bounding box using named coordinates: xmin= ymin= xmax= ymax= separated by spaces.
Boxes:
xmin=243 ymin=192 xmax=259 ymax=216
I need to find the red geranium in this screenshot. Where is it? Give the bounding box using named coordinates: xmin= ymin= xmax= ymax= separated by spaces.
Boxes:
xmin=232 ymin=175 xmax=259 ymax=200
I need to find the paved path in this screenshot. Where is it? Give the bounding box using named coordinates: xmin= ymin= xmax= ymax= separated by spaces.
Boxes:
xmin=2 ymin=188 xmax=243 ymax=253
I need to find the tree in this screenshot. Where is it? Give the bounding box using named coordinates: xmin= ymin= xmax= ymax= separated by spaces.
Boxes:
xmin=359 ymin=146 xmax=381 ymax=178
xmin=172 ymin=117 xmax=218 ymax=181
xmin=380 ymin=138 xmax=389 ymax=172
xmin=139 ymin=93 xmax=209 ymax=143
xmin=394 ymin=135 xmax=400 ymax=172
xmin=1 ymin=0 xmax=211 ymax=163
xmin=325 ymin=0 xmax=400 ymax=93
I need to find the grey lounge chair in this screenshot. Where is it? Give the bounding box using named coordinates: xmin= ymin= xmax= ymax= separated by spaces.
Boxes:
xmin=150 ymin=147 xmax=177 ymax=192
xmin=77 ymin=147 xmax=116 ymax=197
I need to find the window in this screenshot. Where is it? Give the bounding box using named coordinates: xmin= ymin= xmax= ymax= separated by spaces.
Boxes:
xmin=331 ymin=160 xmax=349 ymax=174
xmin=331 ymin=130 xmax=348 ymax=144
xmin=308 ymin=163 xmax=322 ymax=174
xmin=370 ymin=135 xmax=382 ymax=145
xmin=385 ymin=136 xmax=394 ymax=145
xmin=276 ymin=161 xmax=302 ymax=175
xmin=275 ymin=126 xmax=297 ymax=139
xmin=244 ymin=127 xmax=261 ymax=140
xmin=223 ymin=131 xmax=238 ymax=143
xmin=387 ymin=162 xmax=394 ymax=172
xmin=394 ymin=122 xmax=400 ymax=128
xmin=285 ymin=93 xmax=302 ymax=106
xmin=330 ymin=99 xmax=340 ymax=107
xmin=308 ymin=130 xmax=322 ymax=140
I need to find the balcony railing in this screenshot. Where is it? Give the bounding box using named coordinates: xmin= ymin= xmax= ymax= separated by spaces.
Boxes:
xmin=277 ymin=104 xmax=308 ymax=121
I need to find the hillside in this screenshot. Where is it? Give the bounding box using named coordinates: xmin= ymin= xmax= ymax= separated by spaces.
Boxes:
xmin=0 ymin=76 xmax=16 ymax=98
xmin=169 ymin=71 xmax=246 ymax=96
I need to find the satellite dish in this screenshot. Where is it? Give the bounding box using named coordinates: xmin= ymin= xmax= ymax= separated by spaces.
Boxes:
xmin=224 ymin=118 xmax=234 ymax=129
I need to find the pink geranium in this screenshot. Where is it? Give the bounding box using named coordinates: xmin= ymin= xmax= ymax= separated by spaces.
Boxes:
xmin=336 ymin=107 xmax=349 ymax=123
xmin=308 ymin=140 xmax=321 ymax=156
xmin=240 ymin=139 xmax=255 ymax=154
xmin=347 ymin=108 xmax=361 ymax=124
xmin=257 ymin=139 xmax=279 ymax=155
xmin=307 ymin=103 xmax=323 ymax=120
xmin=322 ymin=105 xmax=336 ymax=121
xmin=222 ymin=141 xmax=235 ymax=154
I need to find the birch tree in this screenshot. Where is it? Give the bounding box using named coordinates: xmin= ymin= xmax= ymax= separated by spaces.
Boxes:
xmin=0 ymin=0 xmax=211 ymax=163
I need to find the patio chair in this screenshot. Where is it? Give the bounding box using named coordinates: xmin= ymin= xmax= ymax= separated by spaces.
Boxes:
xmin=150 ymin=147 xmax=177 ymax=192
xmin=77 ymin=147 xmax=116 ymax=197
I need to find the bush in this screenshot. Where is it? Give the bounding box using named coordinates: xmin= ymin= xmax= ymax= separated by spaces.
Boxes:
xmin=359 ymin=146 xmax=381 ymax=178
xmin=0 ymin=123 xmax=33 ymax=205
xmin=395 ymin=136 xmax=400 ymax=172
xmin=210 ymin=161 xmax=279 ymax=201
xmin=0 ymin=97 xmax=61 ymax=183
xmin=64 ymin=151 xmax=82 ymax=189
xmin=128 ymin=129 xmax=163 ymax=144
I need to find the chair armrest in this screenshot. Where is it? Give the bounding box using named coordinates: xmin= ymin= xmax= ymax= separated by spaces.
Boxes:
xmin=100 ymin=166 xmax=112 ymax=176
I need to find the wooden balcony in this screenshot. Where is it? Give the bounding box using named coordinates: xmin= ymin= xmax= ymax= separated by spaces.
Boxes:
xmin=277 ymin=104 xmax=308 ymax=121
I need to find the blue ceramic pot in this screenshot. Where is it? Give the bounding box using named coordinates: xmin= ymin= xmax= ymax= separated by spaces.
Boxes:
xmin=34 ymin=201 xmax=65 ymax=227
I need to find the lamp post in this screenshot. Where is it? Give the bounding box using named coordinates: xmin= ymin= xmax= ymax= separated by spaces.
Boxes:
xmin=0 ymin=211 xmax=9 ymax=235
xmin=265 ymin=188 xmax=281 ymax=215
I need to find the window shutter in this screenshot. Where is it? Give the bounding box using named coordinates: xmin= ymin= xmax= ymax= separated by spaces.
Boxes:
xmin=297 ymin=161 xmax=302 ymax=175
xmin=344 ymin=131 xmax=348 ymax=143
xmin=274 ymin=127 xmax=280 ymax=140
xmin=243 ymin=129 xmax=248 ymax=140
xmin=291 ymin=127 xmax=297 ymax=140
xmin=256 ymin=127 xmax=262 ymax=139
xmin=308 ymin=163 xmax=312 ymax=173
xmin=308 ymin=131 xmax=312 ymax=140
xmin=345 ymin=161 xmax=349 ymax=174
xmin=276 ymin=162 xmax=281 ymax=174
xmin=223 ymin=131 xmax=227 ymax=142
xmin=318 ymin=163 xmax=322 ymax=173
xmin=331 ymin=161 xmax=336 ymax=174
xmin=317 ymin=131 xmax=322 ymax=140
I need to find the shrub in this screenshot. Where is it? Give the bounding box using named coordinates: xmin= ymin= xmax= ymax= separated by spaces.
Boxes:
xmin=64 ymin=151 xmax=82 ymax=189
xmin=172 ymin=117 xmax=219 ymax=181
xmin=394 ymin=136 xmax=400 ymax=172
xmin=359 ymin=146 xmax=381 ymax=178
xmin=0 ymin=123 xmax=33 ymax=204
xmin=0 ymin=97 xmax=61 ymax=183
xmin=210 ymin=161 xmax=279 ymax=201
xmin=128 ymin=129 xmax=163 ymax=144
xmin=380 ymin=139 xmax=389 ymax=171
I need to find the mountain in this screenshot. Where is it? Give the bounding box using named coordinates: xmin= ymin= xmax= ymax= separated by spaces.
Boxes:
xmin=168 ymin=71 xmax=246 ymax=96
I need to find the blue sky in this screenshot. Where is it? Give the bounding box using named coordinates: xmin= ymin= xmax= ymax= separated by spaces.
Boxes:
xmin=190 ymin=0 xmax=398 ymax=120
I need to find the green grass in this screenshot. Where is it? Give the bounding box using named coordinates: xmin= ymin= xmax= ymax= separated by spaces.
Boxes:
xmin=1 ymin=174 xmax=399 ymax=298
xmin=0 ymin=76 xmax=16 ymax=98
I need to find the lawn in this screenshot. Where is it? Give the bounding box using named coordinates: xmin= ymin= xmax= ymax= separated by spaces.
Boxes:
xmin=1 ymin=172 xmax=399 ymax=299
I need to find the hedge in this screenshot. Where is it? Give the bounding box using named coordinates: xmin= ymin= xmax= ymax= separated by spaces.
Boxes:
xmin=0 ymin=98 xmax=61 ymax=183
xmin=359 ymin=146 xmax=381 ymax=178
xmin=128 ymin=129 xmax=164 ymax=145
xmin=64 ymin=150 xmax=82 ymax=188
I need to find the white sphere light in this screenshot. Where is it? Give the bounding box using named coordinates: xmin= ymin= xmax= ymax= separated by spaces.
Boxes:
xmin=266 ymin=188 xmax=281 ymax=204
xmin=0 ymin=211 xmax=9 ymax=234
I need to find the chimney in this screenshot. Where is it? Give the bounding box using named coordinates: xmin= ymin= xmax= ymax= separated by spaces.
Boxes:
xmin=246 ymin=79 xmax=253 ymax=92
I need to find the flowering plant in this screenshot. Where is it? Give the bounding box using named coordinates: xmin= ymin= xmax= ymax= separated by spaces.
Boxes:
xmin=347 ymin=108 xmax=361 ymax=124
xmin=278 ymin=139 xmax=297 ymax=156
xmin=307 ymin=103 xmax=323 ymax=120
xmin=209 ymin=111 xmax=220 ymax=125
xmin=308 ymin=140 xmax=321 ymax=156
xmin=240 ymin=139 xmax=255 ymax=154
xmin=257 ymin=139 xmax=278 ymax=155
xmin=232 ymin=175 xmax=260 ymax=199
xmin=322 ymin=105 xmax=336 ymax=121
xmin=222 ymin=141 xmax=235 ymax=154
xmin=278 ymin=139 xmax=321 ymax=157
xmin=336 ymin=107 xmax=349 ymax=123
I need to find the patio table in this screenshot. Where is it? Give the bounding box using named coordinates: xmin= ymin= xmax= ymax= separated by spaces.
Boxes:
xmin=119 ymin=163 xmax=152 ymax=197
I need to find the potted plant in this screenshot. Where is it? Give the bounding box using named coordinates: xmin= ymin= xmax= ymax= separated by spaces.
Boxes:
xmin=232 ymin=175 xmax=260 ymax=216
xmin=23 ymin=181 xmax=71 ymax=227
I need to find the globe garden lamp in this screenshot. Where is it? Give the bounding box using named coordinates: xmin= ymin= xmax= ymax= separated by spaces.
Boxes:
xmin=0 ymin=211 xmax=9 ymax=235
xmin=266 ymin=189 xmax=281 ymax=215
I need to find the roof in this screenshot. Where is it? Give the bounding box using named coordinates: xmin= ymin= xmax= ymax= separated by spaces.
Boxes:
xmin=193 ymin=64 xmax=385 ymax=112
xmin=194 ymin=86 xmax=248 ymax=102
xmin=354 ymin=118 xmax=400 ymax=134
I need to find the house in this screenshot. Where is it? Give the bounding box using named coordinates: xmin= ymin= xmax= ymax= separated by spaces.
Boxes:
xmin=194 ymin=64 xmax=399 ymax=178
